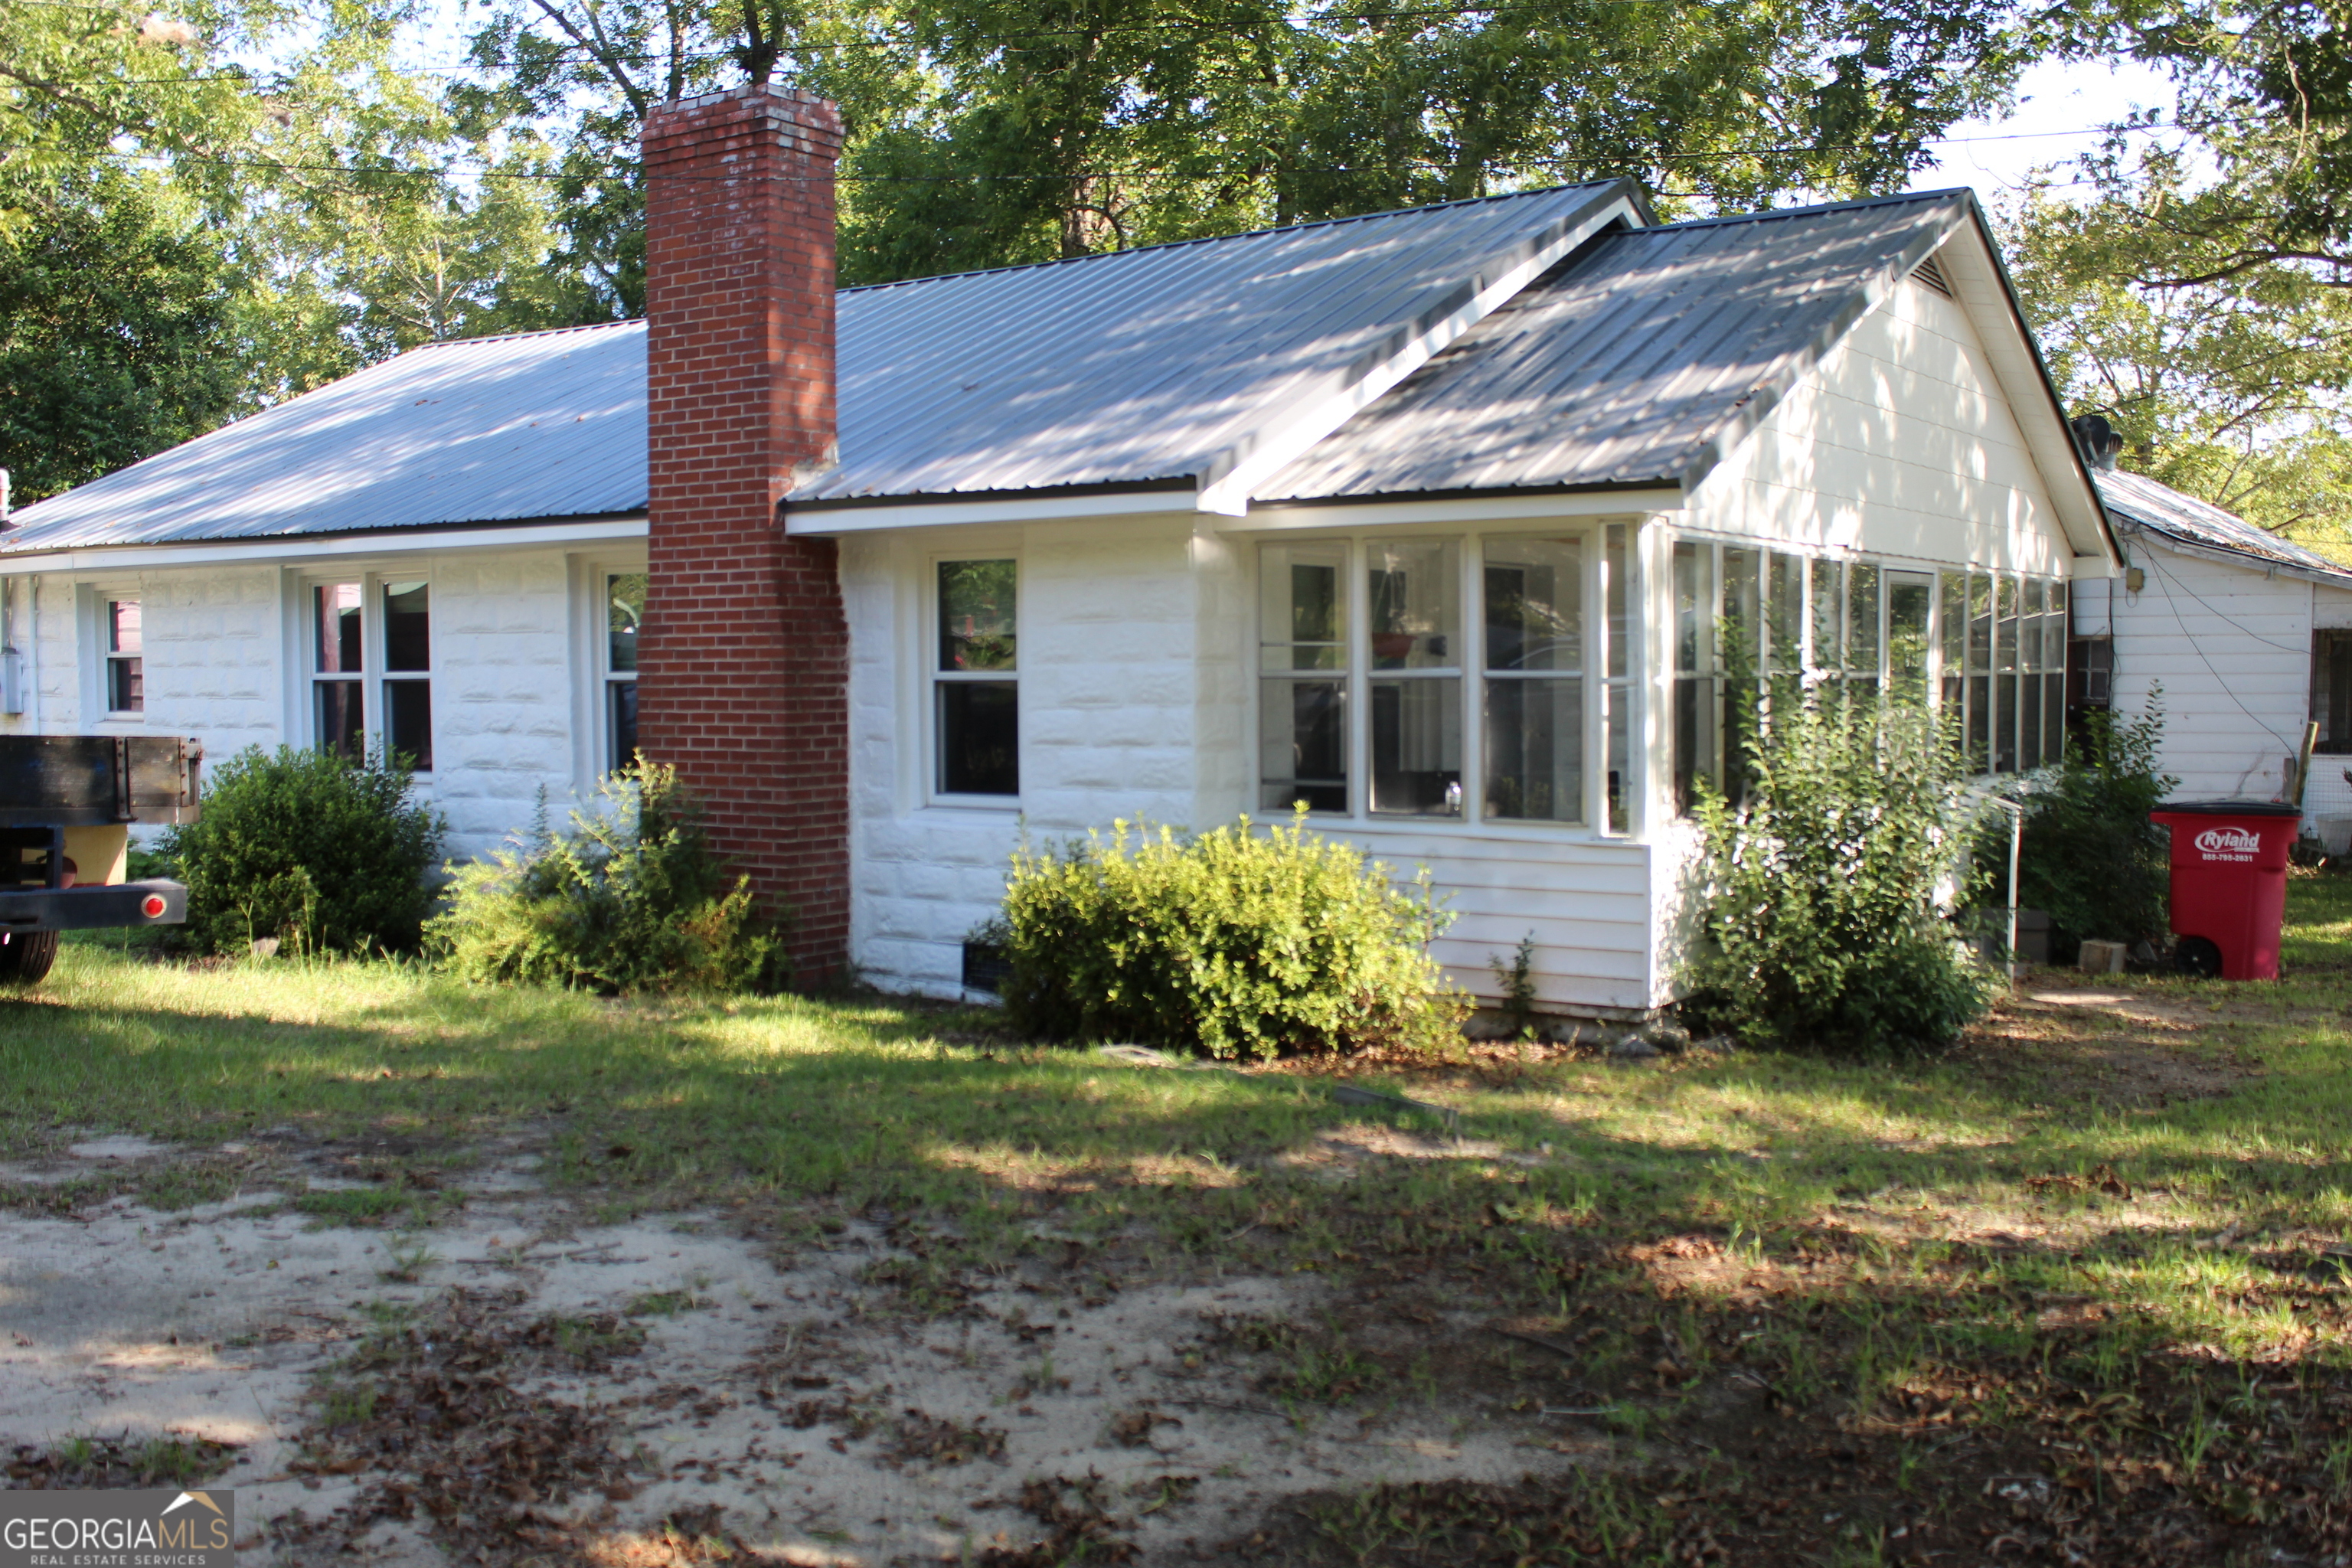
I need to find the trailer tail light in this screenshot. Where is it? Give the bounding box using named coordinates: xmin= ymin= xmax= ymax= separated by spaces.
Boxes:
xmin=140 ymin=894 xmax=167 ymax=919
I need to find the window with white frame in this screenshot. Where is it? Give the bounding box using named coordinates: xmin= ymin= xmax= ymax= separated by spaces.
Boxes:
xmin=1258 ymin=528 xmax=1633 ymax=830
xmin=935 ymin=559 xmax=1018 ymax=797
xmin=309 ymin=577 xmax=434 ymax=771
xmin=104 ymin=597 xmax=143 ymax=714
xmin=1671 ymin=537 xmax=2068 ymax=812
xmin=605 ymin=572 xmax=644 ymax=773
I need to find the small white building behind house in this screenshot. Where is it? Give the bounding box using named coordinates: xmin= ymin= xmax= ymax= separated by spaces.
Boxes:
xmin=2069 ymin=460 xmax=2352 ymax=836
xmin=0 ymin=91 xmax=2121 ymax=1016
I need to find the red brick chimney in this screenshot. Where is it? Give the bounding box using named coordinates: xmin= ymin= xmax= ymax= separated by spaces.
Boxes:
xmin=639 ymin=86 xmax=848 ymax=985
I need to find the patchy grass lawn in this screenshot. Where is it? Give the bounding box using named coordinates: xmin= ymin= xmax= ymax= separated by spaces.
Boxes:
xmin=3 ymin=882 xmax=2350 ymax=1565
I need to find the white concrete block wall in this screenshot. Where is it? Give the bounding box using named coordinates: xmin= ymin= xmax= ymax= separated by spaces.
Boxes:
xmin=429 ymin=550 xmax=583 ymax=855
xmin=2 ymin=544 xmax=593 ymax=862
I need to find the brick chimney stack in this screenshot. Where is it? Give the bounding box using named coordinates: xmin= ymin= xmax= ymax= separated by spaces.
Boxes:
xmin=639 ymin=86 xmax=848 ymax=985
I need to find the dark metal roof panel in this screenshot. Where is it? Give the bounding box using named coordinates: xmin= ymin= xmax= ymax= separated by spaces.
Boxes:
xmin=1255 ymin=191 xmax=1972 ymax=501
xmin=796 ymin=182 xmax=1629 ymax=501
xmin=2096 ymin=469 xmax=2352 ymax=586
xmin=2 ymin=321 xmax=648 ymax=551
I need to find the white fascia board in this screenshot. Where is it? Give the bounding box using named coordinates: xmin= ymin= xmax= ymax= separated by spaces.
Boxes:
xmin=1193 ymin=188 xmax=1650 ymax=518
xmin=2125 ymin=521 xmax=2352 ymax=591
xmin=1224 ymin=489 xmax=1681 ymax=532
xmin=786 ymin=488 xmax=1194 ymax=536
xmin=0 ymin=515 xmax=647 ymax=573
xmin=1936 ymin=215 xmax=2122 ymax=571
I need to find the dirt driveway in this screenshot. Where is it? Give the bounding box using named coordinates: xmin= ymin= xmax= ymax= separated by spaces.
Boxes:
xmin=0 ymin=1133 xmax=1567 ymax=1566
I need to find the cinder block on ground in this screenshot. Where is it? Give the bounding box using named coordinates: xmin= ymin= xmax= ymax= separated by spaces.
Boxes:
xmin=2079 ymin=939 xmax=2127 ymax=975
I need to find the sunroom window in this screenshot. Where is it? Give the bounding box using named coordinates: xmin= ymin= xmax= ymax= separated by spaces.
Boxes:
xmin=1258 ymin=531 xmax=1628 ymax=829
xmin=1671 ymin=537 xmax=2069 ymax=811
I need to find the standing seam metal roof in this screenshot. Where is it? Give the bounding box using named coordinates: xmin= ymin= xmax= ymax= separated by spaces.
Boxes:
xmin=2 ymin=321 xmax=648 ymax=550
xmin=4 ymin=181 xmax=2069 ymax=553
xmin=2096 ymin=469 xmax=2352 ymax=587
xmin=1256 ymin=191 xmax=1972 ymax=501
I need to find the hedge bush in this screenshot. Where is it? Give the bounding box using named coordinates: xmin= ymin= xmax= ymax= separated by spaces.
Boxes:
xmin=157 ymin=745 xmax=444 ymax=956
xmin=1681 ymin=682 xmax=2003 ymax=1054
xmin=982 ymin=812 xmax=1467 ymax=1060
xmin=1994 ymin=701 xmax=2176 ymax=959
xmin=426 ymin=760 xmax=788 ymax=995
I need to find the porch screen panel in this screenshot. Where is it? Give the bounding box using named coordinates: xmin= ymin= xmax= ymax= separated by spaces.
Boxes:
xmin=1602 ymin=524 xmax=1631 ymax=834
xmin=2043 ymin=583 xmax=2069 ymax=763
xmin=1259 ymin=543 xmax=1347 ymax=812
xmin=1811 ymin=559 xmax=1843 ymax=678
xmin=1721 ymin=548 xmax=1760 ymax=805
xmin=1671 ymin=542 xmax=1716 ymax=814
xmin=1767 ymin=552 xmax=1803 ymax=673
xmin=1939 ymin=571 xmax=1967 ymax=717
xmin=1484 ymin=536 xmax=1581 ymax=824
xmin=1886 ymin=572 xmax=1932 ymax=697
xmin=2020 ymin=580 xmax=2049 ymax=770
xmin=1967 ymin=574 xmax=1993 ymax=770
xmin=1369 ymin=539 xmax=1462 ymax=816
xmin=1847 ymin=563 xmax=1880 ymax=700
xmin=1994 ymin=576 xmax=2019 ymax=773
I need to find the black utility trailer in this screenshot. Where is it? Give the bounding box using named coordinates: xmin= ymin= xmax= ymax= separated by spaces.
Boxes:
xmin=0 ymin=736 xmax=200 ymax=982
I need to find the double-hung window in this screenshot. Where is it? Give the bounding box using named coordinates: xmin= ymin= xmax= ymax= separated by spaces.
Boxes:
xmin=1259 ymin=530 xmax=1632 ymax=830
xmin=1259 ymin=544 xmax=1348 ymax=812
xmin=105 ymin=599 xmax=143 ymax=714
xmin=935 ymin=560 xmax=1018 ymax=798
xmin=1369 ymin=540 xmax=1462 ymax=816
xmin=606 ymin=572 xmax=645 ymax=773
xmin=311 ymin=578 xmax=433 ymax=771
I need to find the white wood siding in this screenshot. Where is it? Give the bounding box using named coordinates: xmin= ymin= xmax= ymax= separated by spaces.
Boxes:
xmin=1680 ymin=276 xmax=2076 ymax=577
xmin=2075 ymin=541 xmax=2314 ymax=802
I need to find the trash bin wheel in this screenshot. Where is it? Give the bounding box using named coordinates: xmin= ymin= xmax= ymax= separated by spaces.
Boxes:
xmin=2174 ymin=936 xmax=2223 ymax=979
xmin=0 ymin=930 xmax=59 ymax=985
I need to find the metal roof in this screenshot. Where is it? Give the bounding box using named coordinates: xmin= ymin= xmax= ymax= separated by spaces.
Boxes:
xmin=1256 ymin=191 xmax=1973 ymax=501
xmin=2095 ymin=469 xmax=2352 ymax=587
xmin=798 ymin=180 xmax=1635 ymax=505
xmin=2 ymin=322 xmax=648 ymax=552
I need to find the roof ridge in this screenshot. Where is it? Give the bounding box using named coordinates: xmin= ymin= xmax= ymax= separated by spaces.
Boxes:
xmin=400 ymin=318 xmax=644 ymax=354
xmin=838 ymin=180 xmax=1631 ymax=297
xmin=1644 ymin=188 xmax=1971 ymax=234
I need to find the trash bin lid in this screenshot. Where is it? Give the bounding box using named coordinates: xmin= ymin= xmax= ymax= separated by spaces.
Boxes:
xmin=2153 ymin=799 xmax=2303 ymax=817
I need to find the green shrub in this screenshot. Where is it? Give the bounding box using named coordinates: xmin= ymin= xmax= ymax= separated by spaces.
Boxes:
xmin=156 ymin=745 xmax=444 ymax=956
xmin=426 ymin=760 xmax=788 ymax=995
xmin=982 ymin=812 xmax=1466 ymax=1060
xmin=1681 ymin=684 xmax=2003 ymax=1054
xmin=1991 ymin=701 xmax=2176 ymax=957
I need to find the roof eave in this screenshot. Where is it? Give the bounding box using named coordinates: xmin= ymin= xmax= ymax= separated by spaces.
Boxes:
xmin=2116 ymin=516 xmax=2352 ymax=592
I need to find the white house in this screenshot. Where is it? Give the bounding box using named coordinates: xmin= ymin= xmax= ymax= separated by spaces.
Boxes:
xmin=0 ymin=87 xmax=2119 ymax=1016
xmin=2068 ymin=452 xmax=2352 ymax=831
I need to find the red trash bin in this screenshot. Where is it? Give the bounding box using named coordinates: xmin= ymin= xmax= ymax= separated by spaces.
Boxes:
xmin=2148 ymin=800 xmax=2302 ymax=979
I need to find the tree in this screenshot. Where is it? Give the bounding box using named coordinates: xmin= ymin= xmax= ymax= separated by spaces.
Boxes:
xmin=0 ymin=172 xmax=245 ymax=502
xmin=1994 ymin=0 xmax=2352 ymax=545
xmin=2006 ymin=152 xmax=2352 ymax=540
xmin=456 ymin=0 xmax=2047 ymax=289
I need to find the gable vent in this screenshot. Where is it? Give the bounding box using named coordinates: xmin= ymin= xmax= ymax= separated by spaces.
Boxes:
xmin=1911 ymin=254 xmax=1953 ymax=298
